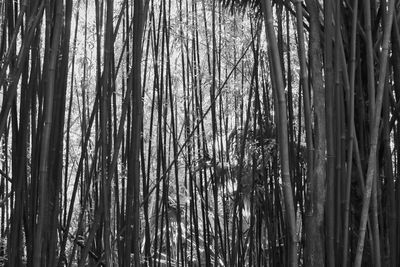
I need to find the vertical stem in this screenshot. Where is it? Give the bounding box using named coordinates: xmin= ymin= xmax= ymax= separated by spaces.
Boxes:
xmin=324 ymin=1 xmax=335 ymax=265
xmin=354 ymin=0 xmax=395 ymax=265
xmin=125 ymin=0 xmax=145 ymax=265
xmin=33 ymin=1 xmax=63 ymax=266
xmin=303 ymin=0 xmax=327 ymax=266
xmin=342 ymin=1 xmax=358 ymax=265
xmin=260 ymin=1 xmax=297 ymax=266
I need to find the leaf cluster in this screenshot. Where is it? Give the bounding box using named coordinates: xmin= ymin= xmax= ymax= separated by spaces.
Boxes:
xmin=218 ymin=0 xmax=262 ymax=15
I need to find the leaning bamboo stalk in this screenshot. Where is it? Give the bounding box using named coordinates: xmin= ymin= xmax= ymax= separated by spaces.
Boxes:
xmin=294 ymin=0 xmax=313 ymax=178
xmin=0 ymin=2 xmax=45 ymax=138
xmin=5 ymin=2 xmax=25 ymax=266
xmin=353 ymin=0 xmax=395 ymax=266
xmin=0 ymin=0 xmax=28 ymax=88
xmin=341 ymin=0 xmax=357 ymax=265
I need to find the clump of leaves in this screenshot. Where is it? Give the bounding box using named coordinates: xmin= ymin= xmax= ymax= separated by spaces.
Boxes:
xmin=218 ymin=0 xmax=262 ymax=15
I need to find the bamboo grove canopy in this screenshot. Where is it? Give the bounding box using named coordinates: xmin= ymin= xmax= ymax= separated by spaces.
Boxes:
xmin=0 ymin=0 xmax=400 ymax=266
xmin=220 ymin=0 xmax=262 ymax=13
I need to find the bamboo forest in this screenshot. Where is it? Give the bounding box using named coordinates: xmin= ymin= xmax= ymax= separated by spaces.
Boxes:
xmin=2 ymin=0 xmax=400 ymax=266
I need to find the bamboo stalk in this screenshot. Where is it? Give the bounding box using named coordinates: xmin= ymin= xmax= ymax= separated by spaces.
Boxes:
xmin=353 ymin=0 xmax=395 ymax=265
xmin=260 ymin=0 xmax=297 ymax=266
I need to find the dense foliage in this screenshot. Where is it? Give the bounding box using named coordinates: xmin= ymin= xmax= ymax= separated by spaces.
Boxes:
xmin=0 ymin=0 xmax=399 ymax=266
